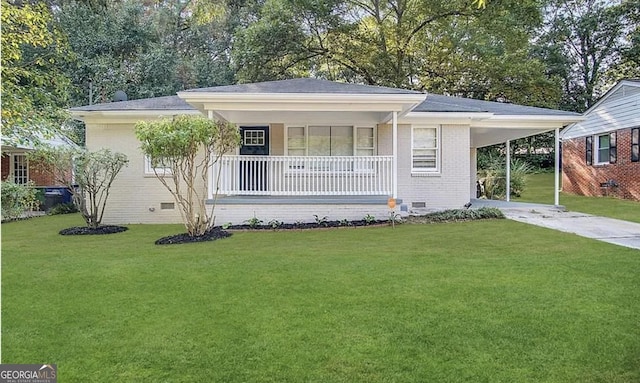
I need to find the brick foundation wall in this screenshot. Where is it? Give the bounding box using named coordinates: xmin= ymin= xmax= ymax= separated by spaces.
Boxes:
xmin=562 ymin=127 xmax=640 ymax=201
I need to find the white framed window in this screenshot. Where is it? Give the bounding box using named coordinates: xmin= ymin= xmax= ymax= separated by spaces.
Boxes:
xmin=596 ymin=134 xmax=610 ymax=164
xmin=356 ymin=127 xmax=375 ymax=156
xmin=285 ymin=125 xmax=376 ymax=156
xmin=12 ymin=154 xmax=29 ymax=184
xmin=594 ymin=132 xmax=616 ymax=165
xmin=412 ymin=126 xmax=439 ymax=173
xmin=144 ymin=155 xmax=172 ymax=176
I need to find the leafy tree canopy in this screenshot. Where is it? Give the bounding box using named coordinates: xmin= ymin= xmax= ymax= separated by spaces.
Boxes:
xmin=1 ymin=0 xmax=73 ymax=146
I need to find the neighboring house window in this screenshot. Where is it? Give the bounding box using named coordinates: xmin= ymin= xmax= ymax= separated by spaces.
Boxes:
xmin=632 ymin=128 xmax=639 ymax=162
xmin=12 ymin=154 xmax=28 ymax=184
xmin=412 ymin=126 xmax=439 ymax=172
xmin=594 ymin=132 xmax=617 ymax=165
xmin=144 ymin=155 xmax=172 ymax=175
xmin=286 ymin=126 xmax=376 ymax=156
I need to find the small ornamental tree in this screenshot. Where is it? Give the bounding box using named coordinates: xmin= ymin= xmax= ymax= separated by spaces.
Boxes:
xmin=29 ymin=147 xmax=128 ymax=228
xmin=135 ymin=115 xmax=241 ymax=237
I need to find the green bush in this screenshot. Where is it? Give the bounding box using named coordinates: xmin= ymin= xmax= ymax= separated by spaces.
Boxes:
xmin=48 ymin=202 xmax=78 ymax=215
xmin=1 ymin=181 xmax=39 ymax=221
xmin=478 ymin=155 xmax=533 ymax=199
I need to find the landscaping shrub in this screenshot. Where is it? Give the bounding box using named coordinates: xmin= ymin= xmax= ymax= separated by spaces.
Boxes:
xmin=478 ymin=156 xmax=533 ymax=199
xmin=1 ymin=181 xmax=39 ymax=221
xmin=48 ymin=202 xmax=78 ymax=215
xmin=408 ymin=207 xmax=504 ymax=223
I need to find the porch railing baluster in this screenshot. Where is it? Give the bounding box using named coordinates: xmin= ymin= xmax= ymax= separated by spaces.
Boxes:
xmin=213 ymin=155 xmax=392 ymax=196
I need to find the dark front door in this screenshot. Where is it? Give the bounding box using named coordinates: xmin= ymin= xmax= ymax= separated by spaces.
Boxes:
xmin=239 ymin=126 xmax=269 ymax=192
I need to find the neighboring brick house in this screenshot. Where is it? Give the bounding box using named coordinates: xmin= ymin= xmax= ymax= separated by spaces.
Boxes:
xmin=561 ymin=79 xmax=640 ymax=201
xmin=1 ymin=134 xmax=77 ymax=189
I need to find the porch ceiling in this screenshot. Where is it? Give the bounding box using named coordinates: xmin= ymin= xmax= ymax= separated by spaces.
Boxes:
xmin=471 ymin=127 xmax=555 ymax=148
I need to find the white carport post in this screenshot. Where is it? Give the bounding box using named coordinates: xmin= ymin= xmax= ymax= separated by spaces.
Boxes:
xmin=554 ymin=127 xmax=560 ymax=206
xmin=392 ymin=111 xmax=398 ymax=199
xmin=505 ymin=140 xmax=511 ymax=202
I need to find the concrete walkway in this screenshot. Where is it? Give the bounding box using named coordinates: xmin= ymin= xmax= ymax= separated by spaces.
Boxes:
xmin=470 ymin=199 xmax=640 ymax=250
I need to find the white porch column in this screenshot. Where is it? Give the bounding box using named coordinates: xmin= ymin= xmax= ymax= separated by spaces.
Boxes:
xmin=555 ymin=127 xmax=560 ymax=206
xmin=208 ymin=110 xmax=215 ymax=200
xmin=470 ymin=147 xmax=477 ymax=199
xmin=392 ymin=111 xmax=398 ymax=199
xmin=505 ymin=140 xmax=511 ymax=202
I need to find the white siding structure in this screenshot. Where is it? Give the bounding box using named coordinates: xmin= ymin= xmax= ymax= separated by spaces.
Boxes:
xmin=562 ymin=80 xmax=640 ymax=140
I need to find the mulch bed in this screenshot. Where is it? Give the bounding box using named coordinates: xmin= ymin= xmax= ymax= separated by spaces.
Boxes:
xmin=155 ymin=227 xmax=232 ymax=245
xmin=59 ymin=225 xmax=129 ymax=235
xmin=227 ymin=219 xmax=388 ymax=231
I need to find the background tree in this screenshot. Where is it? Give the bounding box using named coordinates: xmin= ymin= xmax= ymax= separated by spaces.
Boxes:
xmin=232 ymin=0 xmax=559 ymax=107
xmin=55 ymin=0 xmax=236 ymax=107
xmin=534 ymin=0 xmax=634 ymax=112
xmin=1 ymin=0 xmax=73 ymax=146
xmin=135 ymin=116 xmax=241 ymax=237
xmin=29 ymin=147 xmax=129 ymax=228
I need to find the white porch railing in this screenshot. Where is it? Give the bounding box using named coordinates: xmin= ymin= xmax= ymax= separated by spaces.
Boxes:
xmin=212 ymin=155 xmax=393 ymax=196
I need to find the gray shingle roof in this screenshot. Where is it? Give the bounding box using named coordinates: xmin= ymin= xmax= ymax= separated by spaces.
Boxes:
xmin=69 ymin=95 xmax=195 ymax=112
xmin=414 ymin=93 xmax=581 ymax=116
xmin=69 ymin=79 xmax=580 ymax=117
xmin=182 ymin=78 xmax=422 ymax=95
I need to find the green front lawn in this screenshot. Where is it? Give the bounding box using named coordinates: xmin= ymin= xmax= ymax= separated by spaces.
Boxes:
xmin=2 ymin=214 xmax=640 ymax=382
xmin=514 ymin=172 xmax=640 ymax=223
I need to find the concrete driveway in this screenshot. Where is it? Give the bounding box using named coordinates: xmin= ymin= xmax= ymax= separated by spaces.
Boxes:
xmin=470 ymin=199 xmax=640 ymax=250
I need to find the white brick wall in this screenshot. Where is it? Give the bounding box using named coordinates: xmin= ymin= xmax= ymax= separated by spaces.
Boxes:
xmin=395 ymin=124 xmax=471 ymax=210
xmin=85 ymin=121 xmax=472 ymax=225
xmin=86 ymin=123 xmax=186 ymax=224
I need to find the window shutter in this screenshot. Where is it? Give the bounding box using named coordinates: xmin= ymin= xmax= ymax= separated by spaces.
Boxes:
xmin=632 ymin=128 xmax=639 ymax=162
xmin=585 ymin=136 xmax=593 ymax=165
xmin=609 ymin=131 xmax=617 ymax=164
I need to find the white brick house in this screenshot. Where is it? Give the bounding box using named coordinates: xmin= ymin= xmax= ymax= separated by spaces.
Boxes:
xmin=70 ymin=79 xmax=581 ymax=225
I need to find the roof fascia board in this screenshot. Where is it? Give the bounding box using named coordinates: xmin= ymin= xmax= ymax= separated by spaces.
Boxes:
xmin=400 ymin=112 xmax=493 ymax=124
xmin=70 ymin=109 xmax=200 ymax=124
xmin=472 ymin=115 xmax=584 ymax=130
xmin=178 ymin=92 xmax=425 ymax=102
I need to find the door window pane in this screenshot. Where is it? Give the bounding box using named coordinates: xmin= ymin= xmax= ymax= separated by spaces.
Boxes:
xmin=244 ymin=130 xmax=265 ymax=146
